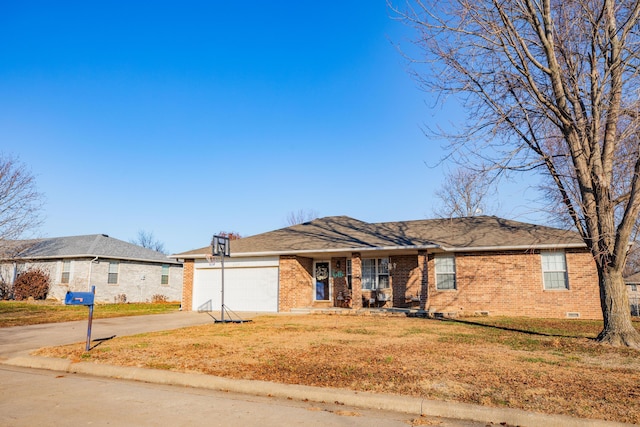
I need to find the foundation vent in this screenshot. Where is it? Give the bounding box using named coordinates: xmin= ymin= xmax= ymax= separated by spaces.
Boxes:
xmin=566 ymin=312 xmax=581 ymax=319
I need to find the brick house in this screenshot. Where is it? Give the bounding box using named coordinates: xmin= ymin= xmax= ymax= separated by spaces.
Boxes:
xmin=175 ymin=216 xmax=602 ymax=319
xmin=0 ymin=234 xmax=183 ymax=303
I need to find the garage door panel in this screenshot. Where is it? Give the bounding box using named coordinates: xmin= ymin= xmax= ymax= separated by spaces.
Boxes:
xmin=193 ymin=266 xmax=278 ymax=312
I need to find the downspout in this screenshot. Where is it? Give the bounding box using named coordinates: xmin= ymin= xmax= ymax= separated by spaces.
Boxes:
xmin=10 ymin=261 xmax=18 ymax=300
xmin=11 ymin=261 xmax=17 ymax=284
xmin=88 ymin=257 xmax=98 ymax=290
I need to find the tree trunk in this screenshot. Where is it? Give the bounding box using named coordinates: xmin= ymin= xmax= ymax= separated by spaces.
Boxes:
xmin=596 ymin=268 xmax=640 ymax=348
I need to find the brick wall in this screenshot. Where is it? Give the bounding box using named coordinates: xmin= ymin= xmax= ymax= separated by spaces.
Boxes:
xmin=181 ymin=259 xmax=194 ymax=311
xmin=332 ymin=257 xmax=349 ymax=305
xmin=279 ymin=255 xmax=313 ymax=311
xmin=390 ymin=255 xmax=419 ymax=306
xmin=421 ymin=249 xmax=602 ymax=319
xmin=350 ymin=253 xmax=362 ymax=309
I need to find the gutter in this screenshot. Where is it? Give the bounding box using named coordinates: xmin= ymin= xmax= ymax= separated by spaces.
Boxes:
xmin=438 ymin=243 xmax=587 ymax=253
xmin=231 ymin=244 xmax=441 ymax=258
xmin=13 ymin=254 xmax=181 ymax=265
xmin=176 ymin=242 xmax=586 ymax=259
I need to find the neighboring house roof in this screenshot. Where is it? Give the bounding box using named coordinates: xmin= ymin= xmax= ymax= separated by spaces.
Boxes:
xmin=176 ymin=215 xmax=585 ymax=258
xmin=625 ymin=272 xmax=640 ymax=285
xmin=1 ymin=234 xmax=180 ymax=264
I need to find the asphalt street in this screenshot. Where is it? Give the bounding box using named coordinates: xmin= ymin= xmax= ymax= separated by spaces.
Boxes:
xmin=0 ymin=364 xmax=489 ymax=427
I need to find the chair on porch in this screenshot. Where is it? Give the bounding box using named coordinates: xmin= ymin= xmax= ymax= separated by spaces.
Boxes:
xmin=336 ymin=291 xmax=353 ymax=308
xmin=336 ymin=291 xmax=344 ymax=307
xmin=343 ymin=292 xmax=352 ymax=308
xmin=362 ymin=293 xmax=376 ymax=308
xmin=407 ymin=293 xmax=421 ymax=307
xmin=377 ymin=291 xmax=391 ymax=307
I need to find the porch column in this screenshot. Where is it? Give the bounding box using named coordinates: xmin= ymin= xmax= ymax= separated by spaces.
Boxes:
xmin=418 ymin=250 xmax=428 ymax=312
xmin=351 ymin=252 xmax=362 ymax=309
xmin=181 ymin=259 xmax=195 ymax=311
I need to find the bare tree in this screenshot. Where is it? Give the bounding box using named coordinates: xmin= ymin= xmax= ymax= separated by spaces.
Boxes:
xmin=215 ymin=231 xmax=242 ymax=240
xmin=286 ymin=209 xmax=319 ymax=226
xmin=0 ymin=154 xmax=43 ymax=243
xmin=433 ymin=167 xmax=495 ymax=218
xmin=130 ymin=230 xmax=167 ymax=254
xmin=391 ymin=0 xmax=640 ymax=347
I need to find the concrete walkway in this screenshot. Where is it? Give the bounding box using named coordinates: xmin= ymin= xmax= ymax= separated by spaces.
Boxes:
xmin=0 ymin=312 xmax=632 ymax=427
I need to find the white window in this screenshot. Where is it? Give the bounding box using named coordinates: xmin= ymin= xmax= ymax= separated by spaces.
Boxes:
xmin=361 ymin=258 xmax=390 ymax=290
xmin=161 ymin=264 xmax=169 ymax=285
xmin=435 ymin=254 xmax=456 ymax=290
xmin=108 ymin=261 xmax=119 ymax=285
xmin=541 ymin=251 xmax=568 ymax=290
xmin=61 ymin=260 xmax=71 ymax=284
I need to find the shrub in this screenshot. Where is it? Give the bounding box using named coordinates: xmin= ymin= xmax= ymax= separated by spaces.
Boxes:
xmin=114 ymin=294 xmax=127 ymax=303
xmin=0 ymin=279 xmax=11 ymax=300
xmin=152 ymin=294 xmax=168 ymax=303
xmin=13 ymin=268 xmax=50 ymax=301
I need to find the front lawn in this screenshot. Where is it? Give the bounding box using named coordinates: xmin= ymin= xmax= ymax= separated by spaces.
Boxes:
xmin=35 ymin=314 xmax=640 ymax=424
xmin=0 ymin=301 xmax=180 ymax=327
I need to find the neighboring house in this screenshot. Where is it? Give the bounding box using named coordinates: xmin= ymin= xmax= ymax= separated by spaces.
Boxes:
xmin=0 ymin=234 xmax=183 ymax=303
xmin=175 ymin=216 xmax=602 ymax=319
xmin=624 ymin=272 xmax=640 ymax=316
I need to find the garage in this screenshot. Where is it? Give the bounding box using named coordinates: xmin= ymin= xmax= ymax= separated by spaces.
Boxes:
xmin=192 ymin=257 xmax=279 ymax=313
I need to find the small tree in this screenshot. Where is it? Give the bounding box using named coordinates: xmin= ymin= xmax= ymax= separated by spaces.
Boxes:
xmin=0 ymin=154 xmax=43 ymax=241
xmin=286 ymin=209 xmax=319 ymax=226
xmin=433 ymin=168 xmax=496 ymax=218
xmin=13 ymin=268 xmax=50 ymax=300
xmin=130 ymin=230 xmax=167 ymax=254
xmin=0 ymin=278 xmax=11 ymax=300
xmin=216 ymin=231 xmax=242 ymax=240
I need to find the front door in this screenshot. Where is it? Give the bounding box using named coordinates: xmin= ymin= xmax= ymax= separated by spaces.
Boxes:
xmin=314 ymin=261 xmax=330 ymax=301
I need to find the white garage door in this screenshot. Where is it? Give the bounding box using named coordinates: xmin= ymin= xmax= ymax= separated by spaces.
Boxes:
xmin=192 ymin=258 xmax=279 ymax=313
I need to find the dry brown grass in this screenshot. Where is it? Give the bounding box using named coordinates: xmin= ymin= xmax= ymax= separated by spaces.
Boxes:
xmin=0 ymin=301 xmax=180 ymax=327
xmin=35 ymin=313 xmax=640 ymax=424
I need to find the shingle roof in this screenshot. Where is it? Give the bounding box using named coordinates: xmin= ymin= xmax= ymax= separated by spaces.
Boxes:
xmin=176 ymin=215 xmax=584 ymax=258
xmin=625 ymin=272 xmax=640 ymax=284
xmin=2 ymin=234 xmax=179 ymax=264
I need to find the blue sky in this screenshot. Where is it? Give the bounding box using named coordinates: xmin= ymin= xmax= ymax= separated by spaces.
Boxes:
xmin=1 ymin=1 xmax=543 ymax=254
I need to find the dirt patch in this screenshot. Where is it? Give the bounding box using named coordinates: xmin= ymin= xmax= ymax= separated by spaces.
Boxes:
xmin=35 ymin=314 xmax=640 ymax=424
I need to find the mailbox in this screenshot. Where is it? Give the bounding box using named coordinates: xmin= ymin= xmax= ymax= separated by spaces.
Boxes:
xmin=65 ymin=291 xmax=95 ymax=306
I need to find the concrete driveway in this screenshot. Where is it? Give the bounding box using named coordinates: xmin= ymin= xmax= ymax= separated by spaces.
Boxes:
xmin=0 ymin=310 xmax=218 ymax=359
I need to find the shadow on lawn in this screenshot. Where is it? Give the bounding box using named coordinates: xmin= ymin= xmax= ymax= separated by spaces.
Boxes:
xmin=89 ymin=335 xmax=116 ymax=351
xmin=436 ymin=317 xmax=595 ymax=341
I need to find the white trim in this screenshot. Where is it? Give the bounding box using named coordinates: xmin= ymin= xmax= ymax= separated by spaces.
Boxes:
xmin=439 ymin=243 xmax=586 ymax=253
xmin=541 ymin=250 xmax=569 ymax=290
xmin=194 ymin=256 xmax=279 ymax=269
xmin=313 ymin=260 xmax=331 ymax=302
xmin=17 ymin=254 xmax=181 ymax=264
xmin=60 ymin=259 xmax=72 ymax=284
xmin=175 ymin=243 xmax=586 ymax=259
xmin=435 ymin=253 xmax=456 ymax=290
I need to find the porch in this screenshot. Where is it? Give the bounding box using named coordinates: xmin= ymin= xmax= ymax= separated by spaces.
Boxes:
xmin=289 ymin=306 xmax=424 ymax=316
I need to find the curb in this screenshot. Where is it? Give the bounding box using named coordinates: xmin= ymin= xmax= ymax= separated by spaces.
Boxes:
xmin=2 ymin=355 xmax=631 ymax=427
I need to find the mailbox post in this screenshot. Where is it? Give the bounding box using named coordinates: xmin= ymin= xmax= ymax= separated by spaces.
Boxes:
xmin=64 ymin=286 xmax=96 ymax=351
